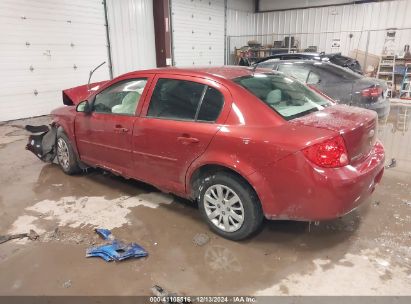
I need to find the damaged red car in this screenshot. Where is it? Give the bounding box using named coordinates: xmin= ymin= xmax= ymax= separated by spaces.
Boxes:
xmin=26 ymin=67 xmax=385 ymax=240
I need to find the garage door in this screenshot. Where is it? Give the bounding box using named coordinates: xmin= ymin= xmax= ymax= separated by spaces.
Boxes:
xmin=0 ymin=0 xmax=110 ymax=121
xmin=171 ymin=0 xmax=225 ymax=66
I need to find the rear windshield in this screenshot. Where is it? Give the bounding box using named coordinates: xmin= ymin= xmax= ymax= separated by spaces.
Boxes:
xmin=233 ymin=73 xmax=332 ymax=120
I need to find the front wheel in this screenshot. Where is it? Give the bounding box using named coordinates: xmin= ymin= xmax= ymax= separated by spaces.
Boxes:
xmin=198 ymin=172 xmax=264 ymax=241
xmin=56 ymin=132 xmax=81 ymax=175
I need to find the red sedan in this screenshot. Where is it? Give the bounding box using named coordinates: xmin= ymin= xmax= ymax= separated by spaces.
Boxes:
xmin=27 ymin=67 xmax=385 ymax=240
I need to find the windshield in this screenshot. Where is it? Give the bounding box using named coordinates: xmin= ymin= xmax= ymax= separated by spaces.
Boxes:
xmin=233 ymin=73 xmax=332 ymax=120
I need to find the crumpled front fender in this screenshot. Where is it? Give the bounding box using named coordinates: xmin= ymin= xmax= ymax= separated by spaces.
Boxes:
xmin=25 ymin=124 xmax=57 ymax=162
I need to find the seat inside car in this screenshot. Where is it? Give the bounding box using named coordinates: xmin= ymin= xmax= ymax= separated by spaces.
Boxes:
xmin=111 ymin=91 xmax=141 ymax=115
xmin=266 ymin=89 xmax=282 ymax=105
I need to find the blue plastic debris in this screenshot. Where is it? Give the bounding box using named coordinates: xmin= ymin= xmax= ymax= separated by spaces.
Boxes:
xmin=95 ymin=228 xmax=114 ymax=240
xmin=86 ymin=228 xmax=148 ymax=262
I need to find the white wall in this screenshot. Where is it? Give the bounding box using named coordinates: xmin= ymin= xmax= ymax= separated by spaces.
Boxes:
xmin=227 ymin=0 xmax=411 ymax=58
xmin=259 ymin=0 xmax=355 ymax=11
xmin=106 ymin=0 xmax=156 ymax=77
xmin=0 ymin=0 xmax=110 ymax=121
xmin=227 ymin=0 xmax=254 ymax=11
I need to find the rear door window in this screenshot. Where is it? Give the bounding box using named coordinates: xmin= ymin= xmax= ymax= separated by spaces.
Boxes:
xmin=147 ymin=79 xmax=205 ymax=120
xmin=147 ymin=78 xmax=224 ymax=122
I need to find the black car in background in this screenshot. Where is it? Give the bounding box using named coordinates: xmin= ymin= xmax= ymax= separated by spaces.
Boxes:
xmin=256 ymin=52 xmax=363 ymax=74
xmin=258 ymin=60 xmax=389 ymax=118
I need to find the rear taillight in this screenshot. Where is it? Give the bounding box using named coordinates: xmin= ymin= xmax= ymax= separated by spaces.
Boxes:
xmin=303 ymin=136 xmax=349 ymax=168
xmin=361 ymin=86 xmax=383 ymax=97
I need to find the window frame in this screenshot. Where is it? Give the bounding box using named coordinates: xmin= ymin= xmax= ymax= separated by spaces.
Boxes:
xmin=143 ymin=76 xmax=226 ymax=124
xmin=306 ymin=70 xmax=321 ymax=85
xmin=90 ymin=77 xmax=150 ymax=117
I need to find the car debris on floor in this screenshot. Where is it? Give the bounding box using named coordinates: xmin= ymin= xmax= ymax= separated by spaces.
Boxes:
xmin=86 ymin=228 xmax=148 ymax=262
xmin=25 ymin=124 xmax=57 ymax=162
xmin=385 ymin=158 xmax=397 ymax=169
xmin=0 ymin=229 xmax=39 ymax=245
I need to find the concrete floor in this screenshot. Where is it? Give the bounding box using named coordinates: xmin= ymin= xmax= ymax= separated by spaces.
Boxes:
xmin=0 ymin=104 xmax=410 ymax=296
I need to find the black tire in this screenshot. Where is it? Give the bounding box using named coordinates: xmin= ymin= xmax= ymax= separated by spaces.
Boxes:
xmin=56 ymin=132 xmax=81 ymax=175
xmin=198 ymin=172 xmax=264 ymax=241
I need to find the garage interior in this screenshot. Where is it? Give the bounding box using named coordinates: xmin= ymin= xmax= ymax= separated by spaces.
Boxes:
xmin=0 ymin=0 xmax=410 ymax=299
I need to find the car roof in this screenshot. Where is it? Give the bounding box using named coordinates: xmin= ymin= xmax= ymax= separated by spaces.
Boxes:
xmin=274 ymin=52 xmax=321 ymax=57
xmin=122 ymin=66 xmax=267 ymax=81
xmin=260 ymin=59 xmax=327 ymax=65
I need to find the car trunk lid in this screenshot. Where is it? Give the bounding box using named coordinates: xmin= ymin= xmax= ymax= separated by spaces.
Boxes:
xmin=291 ymin=105 xmax=378 ymax=164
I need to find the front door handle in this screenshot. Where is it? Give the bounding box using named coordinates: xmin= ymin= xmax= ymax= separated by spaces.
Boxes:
xmin=177 ymin=135 xmax=199 ymax=144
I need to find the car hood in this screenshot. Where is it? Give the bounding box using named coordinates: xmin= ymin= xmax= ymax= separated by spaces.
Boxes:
xmin=62 ymin=80 xmax=109 ymax=105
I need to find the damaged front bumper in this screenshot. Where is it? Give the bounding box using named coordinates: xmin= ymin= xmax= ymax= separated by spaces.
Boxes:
xmin=25 ymin=124 xmax=57 ymax=162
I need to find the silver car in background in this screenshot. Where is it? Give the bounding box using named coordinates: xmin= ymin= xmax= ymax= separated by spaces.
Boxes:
xmin=258 ymin=60 xmax=390 ymax=119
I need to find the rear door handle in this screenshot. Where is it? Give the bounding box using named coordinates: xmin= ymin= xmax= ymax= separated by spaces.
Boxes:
xmin=177 ymin=135 xmax=199 ymax=144
xmin=114 ymin=125 xmax=129 ymax=133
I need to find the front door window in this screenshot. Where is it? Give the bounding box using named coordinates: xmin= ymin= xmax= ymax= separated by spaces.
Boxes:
xmin=93 ymin=79 xmax=148 ymax=115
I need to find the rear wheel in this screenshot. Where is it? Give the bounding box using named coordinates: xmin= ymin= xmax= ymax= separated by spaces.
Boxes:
xmin=198 ymin=172 xmax=264 ymax=241
xmin=56 ymin=132 xmax=81 ymax=175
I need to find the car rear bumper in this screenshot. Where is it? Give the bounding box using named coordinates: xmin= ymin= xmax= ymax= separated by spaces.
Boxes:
xmin=249 ymin=141 xmax=385 ymax=221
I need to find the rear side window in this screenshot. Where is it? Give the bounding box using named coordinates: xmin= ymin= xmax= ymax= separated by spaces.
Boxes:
xmin=197 ymin=87 xmax=224 ymax=122
xmin=147 ymin=78 xmax=224 ymax=122
xmin=277 ymin=64 xmax=310 ymax=82
xmin=313 ymin=62 xmax=361 ymax=81
xmin=257 ymin=60 xmax=278 ymax=69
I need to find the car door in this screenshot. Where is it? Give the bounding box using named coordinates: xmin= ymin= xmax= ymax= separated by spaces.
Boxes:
xmin=132 ymin=74 xmax=231 ymax=195
xmin=74 ymin=76 xmax=151 ymax=176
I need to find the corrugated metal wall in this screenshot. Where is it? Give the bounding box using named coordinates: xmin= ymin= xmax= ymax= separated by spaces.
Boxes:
xmin=259 ymin=0 xmax=353 ymax=11
xmin=0 ymin=0 xmax=110 ymax=121
xmin=106 ymin=0 xmax=156 ymax=77
xmin=227 ymin=0 xmax=411 ymax=60
xmin=171 ymin=0 xmax=225 ymax=66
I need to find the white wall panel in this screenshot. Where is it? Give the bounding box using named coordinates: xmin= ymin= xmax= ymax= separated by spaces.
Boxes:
xmin=227 ymin=0 xmax=254 ymax=12
xmin=227 ymin=0 xmax=411 ymax=59
xmin=259 ymin=0 xmax=359 ymax=11
xmin=171 ymin=0 xmax=225 ymax=66
xmin=0 ymin=0 xmax=110 ymax=121
xmin=106 ymin=0 xmax=156 ymax=77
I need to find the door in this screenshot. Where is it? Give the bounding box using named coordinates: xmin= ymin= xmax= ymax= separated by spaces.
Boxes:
xmin=75 ymin=77 xmax=150 ymax=176
xmin=170 ymin=0 xmax=225 ymax=66
xmin=132 ymin=74 xmax=231 ymax=194
xmin=0 ymin=1 xmax=109 ymax=121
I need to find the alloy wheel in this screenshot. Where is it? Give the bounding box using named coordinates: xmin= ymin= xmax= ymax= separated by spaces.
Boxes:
xmin=57 ymin=138 xmax=70 ymax=170
xmin=203 ymin=184 xmax=245 ymax=233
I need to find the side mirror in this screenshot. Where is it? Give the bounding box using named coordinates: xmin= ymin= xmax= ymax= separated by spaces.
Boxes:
xmin=76 ymin=100 xmax=92 ymax=114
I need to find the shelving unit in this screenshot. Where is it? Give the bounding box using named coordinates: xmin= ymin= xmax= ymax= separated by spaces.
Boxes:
xmin=235 ymin=47 xmax=298 ymax=64
xmin=400 ymin=63 xmax=411 ymax=99
xmin=377 ymin=55 xmax=396 ymax=97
